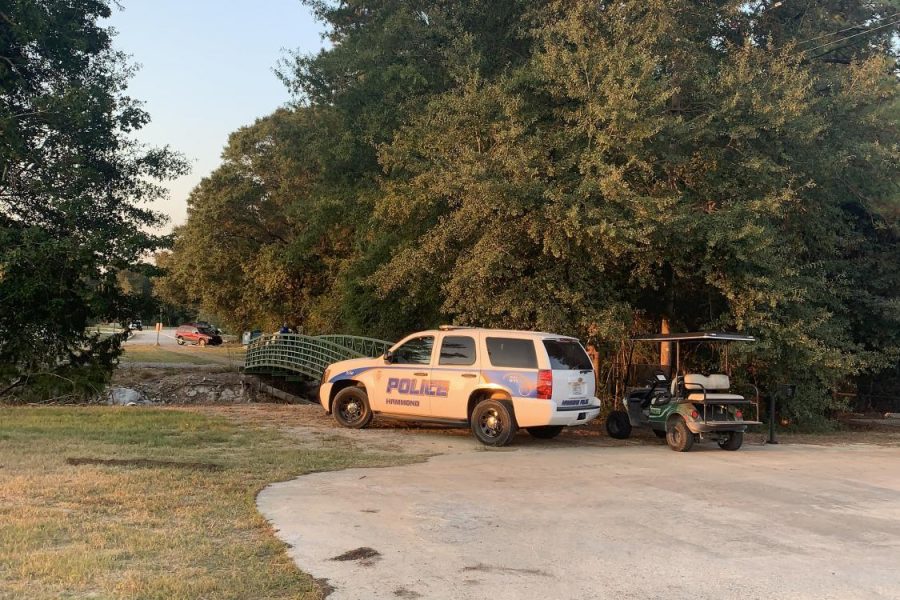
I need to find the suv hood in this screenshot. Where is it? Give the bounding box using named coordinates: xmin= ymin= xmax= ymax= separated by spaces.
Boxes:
xmin=325 ymin=357 xmax=381 ymax=382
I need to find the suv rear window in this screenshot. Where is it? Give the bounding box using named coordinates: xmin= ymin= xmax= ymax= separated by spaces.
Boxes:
xmin=543 ymin=339 xmax=593 ymax=370
xmin=486 ymin=338 xmax=537 ymax=369
xmin=439 ymin=336 xmax=476 ymax=366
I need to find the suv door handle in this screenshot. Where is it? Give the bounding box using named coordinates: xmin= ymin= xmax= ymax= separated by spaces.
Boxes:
xmin=414 ymin=372 xmax=428 ymax=377
xmin=461 ymin=373 xmax=477 ymax=378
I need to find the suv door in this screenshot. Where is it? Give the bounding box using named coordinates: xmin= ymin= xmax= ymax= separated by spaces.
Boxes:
xmin=431 ymin=333 xmax=480 ymax=420
xmin=379 ymin=334 xmax=435 ymax=416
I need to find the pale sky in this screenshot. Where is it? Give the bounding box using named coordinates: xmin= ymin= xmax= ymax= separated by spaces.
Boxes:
xmin=106 ymin=1 xmax=326 ymax=233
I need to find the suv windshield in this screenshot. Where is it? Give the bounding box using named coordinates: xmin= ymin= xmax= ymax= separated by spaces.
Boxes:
xmin=197 ymin=327 xmax=216 ymax=335
xmin=543 ymin=339 xmax=592 ymax=370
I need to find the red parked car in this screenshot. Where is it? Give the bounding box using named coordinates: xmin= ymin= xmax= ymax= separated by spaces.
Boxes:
xmin=175 ymin=324 xmax=223 ymax=347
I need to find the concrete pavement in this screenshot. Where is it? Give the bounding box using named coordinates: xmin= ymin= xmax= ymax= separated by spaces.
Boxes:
xmin=122 ymin=326 xmax=180 ymax=346
xmin=259 ymin=441 xmax=900 ymax=600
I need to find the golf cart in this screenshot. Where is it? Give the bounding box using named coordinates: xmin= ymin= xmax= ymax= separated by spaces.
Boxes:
xmin=605 ymin=332 xmax=761 ymax=451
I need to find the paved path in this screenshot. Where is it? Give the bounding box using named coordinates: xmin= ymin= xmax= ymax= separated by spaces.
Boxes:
xmin=259 ymin=441 xmax=900 ymax=600
xmin=123 ymin=327 xmax=179 ymax=346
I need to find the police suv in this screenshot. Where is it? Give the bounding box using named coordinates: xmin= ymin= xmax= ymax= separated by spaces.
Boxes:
xmin=319 ymin=326 xmax=601 ymax=446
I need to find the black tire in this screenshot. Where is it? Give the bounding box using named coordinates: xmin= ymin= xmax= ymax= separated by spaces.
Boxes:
xmin=653 ymin=428 xmax=667 ymax=439
xmin=666 ymin=417 xmax=694 ymax=452
xmin=526 ymin=425 xmax=564 ymax=440
xmin=605 ymin=410 xmax=632 ymax=440
xmin=176 ymin=336 xmax=185 ymax=346
xmin=718 ymin=431 xmax=743 ymax=451
xmin=471 ymin=399 xmax=518 ymax=446
xmin=332 ymin=387 xmax=373 ymax=429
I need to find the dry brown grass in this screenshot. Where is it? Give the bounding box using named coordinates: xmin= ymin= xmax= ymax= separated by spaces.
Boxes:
xmin=0 ymin=407 xmax=419 ymax=599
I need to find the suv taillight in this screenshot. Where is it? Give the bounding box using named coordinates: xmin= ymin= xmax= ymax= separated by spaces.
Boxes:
xmin=537 ymin=370 xmax=552 ymax=400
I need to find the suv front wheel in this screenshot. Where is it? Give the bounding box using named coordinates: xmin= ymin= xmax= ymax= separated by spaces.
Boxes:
xmin=332 ymin=387 xmax=373 ymax=429
xmin=471 ymin=399 xmax=517 ymax=446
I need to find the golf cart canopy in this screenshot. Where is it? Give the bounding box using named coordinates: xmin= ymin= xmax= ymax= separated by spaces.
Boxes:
xmin=630 ymin=332 xmax=755 ymax=343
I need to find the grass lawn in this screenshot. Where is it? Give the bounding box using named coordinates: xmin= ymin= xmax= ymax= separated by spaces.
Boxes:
xmin=0 ymin=407 xmax=418 ymax=599
xmin=119 ymin=344 xmax=246 ymax=367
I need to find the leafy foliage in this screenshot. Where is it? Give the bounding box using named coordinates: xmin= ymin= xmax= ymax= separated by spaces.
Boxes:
xmin=161 ymin=0 xmax=899 ymax=423
xmin=0 ymin=1 xmax=187 ymax=400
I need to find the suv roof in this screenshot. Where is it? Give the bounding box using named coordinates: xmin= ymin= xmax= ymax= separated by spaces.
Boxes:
xmin=424 ymin=327 xmax=577 ymax=340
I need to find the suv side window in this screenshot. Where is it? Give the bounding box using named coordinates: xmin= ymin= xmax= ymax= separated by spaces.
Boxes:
xmin=393 ymin=336 xmax=435 ymax=365
xmin=486 ymin=338 xmax=538 ymax=369
xmin=439 ymin=336 xmax=476 ymax=366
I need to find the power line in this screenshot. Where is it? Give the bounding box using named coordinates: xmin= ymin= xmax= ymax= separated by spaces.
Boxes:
xmin=794 ymin=12 xmax=899 ymax=47
xmin=801 ymin=17 xmax=900 ymax=54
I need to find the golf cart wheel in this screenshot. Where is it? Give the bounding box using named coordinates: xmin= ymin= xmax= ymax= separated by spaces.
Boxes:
xmin=605 ymin=410 xmax=632 ymax=440
xmin=718 ymin=431 xmax=743 ymax=451
xmin=176 ymin=336 xmax=185 ymax=345
xmin=653 ymin=429 xmax=667 ymax=439
xmin=666 ymin=417 xmax=694 ymax=452
xmin=332 ymin=387 xmax=373 ymax=429
xmin=526 ymin=425 xmax=564 ymax=440
xmin=471 ymin=399 xmax=517 ymax=446
xmin=198 ymin=338 xmax=207 ymax=347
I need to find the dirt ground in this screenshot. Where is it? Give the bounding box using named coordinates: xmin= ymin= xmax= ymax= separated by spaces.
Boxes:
xmin=110 ymin=368 xmax=252 ymax=404
xmin=198 ymin=404 xmax=900 ymax=600
xmin=189 ymin=402 xmax=900 ymax=451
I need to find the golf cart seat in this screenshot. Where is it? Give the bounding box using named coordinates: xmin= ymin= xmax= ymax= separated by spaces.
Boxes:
xmin=682 ymin=374 xmax=745 ymax=402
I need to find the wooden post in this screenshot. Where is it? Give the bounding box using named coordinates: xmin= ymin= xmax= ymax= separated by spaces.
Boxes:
xmin=659 ymin=318 xmax=672 ymax=376
xmin=587 ymin=344 xmax=601 ymax=393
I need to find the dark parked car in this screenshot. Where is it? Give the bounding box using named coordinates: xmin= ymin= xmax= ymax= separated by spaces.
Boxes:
xmin=128 ymin=320 xmax=143 ymax=331
xmin=175 ymin=324 xmax=222 ymax=347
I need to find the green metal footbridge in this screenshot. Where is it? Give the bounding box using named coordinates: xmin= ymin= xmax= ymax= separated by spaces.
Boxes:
xmin=244 ymin=333 xmax=393 ymax=380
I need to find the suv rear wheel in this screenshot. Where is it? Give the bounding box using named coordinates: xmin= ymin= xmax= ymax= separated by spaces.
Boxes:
xmin=526 ymin=426 xmax=564 ymax=440
xmin=176 ymin=336 xmax=185 ymax=345
xmin=332 ymin=387 xmax=373 ymax=429
xmin=471 ymin=399 xmax=517 ymax=446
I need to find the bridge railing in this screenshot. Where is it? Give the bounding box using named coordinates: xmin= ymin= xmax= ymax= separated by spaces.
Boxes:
xmin=314 ymin=335 xmax=392 ymax=359
xmin=244 ymin=333 xmax=393 ymax=380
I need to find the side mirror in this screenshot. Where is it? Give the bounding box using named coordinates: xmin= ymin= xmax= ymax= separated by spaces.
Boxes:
xmin=383 ymin=349 xmax=394 ymax=363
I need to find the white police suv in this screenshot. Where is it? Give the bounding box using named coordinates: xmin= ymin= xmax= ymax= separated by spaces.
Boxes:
xmin=319 ymin=326 xmax=601 ymax=446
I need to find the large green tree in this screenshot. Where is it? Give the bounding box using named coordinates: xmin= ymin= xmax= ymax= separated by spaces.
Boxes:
xmin=0 ymin=1 xmax=186 ymax=399
xmin=164 ymin=0 xmax=899 ymax=423
xmin=371 ymin=0 xmax=900 ymax=421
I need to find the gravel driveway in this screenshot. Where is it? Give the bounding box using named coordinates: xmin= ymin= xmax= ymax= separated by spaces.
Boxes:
xmin=258 ymin=436 xmax=900 ymax=600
